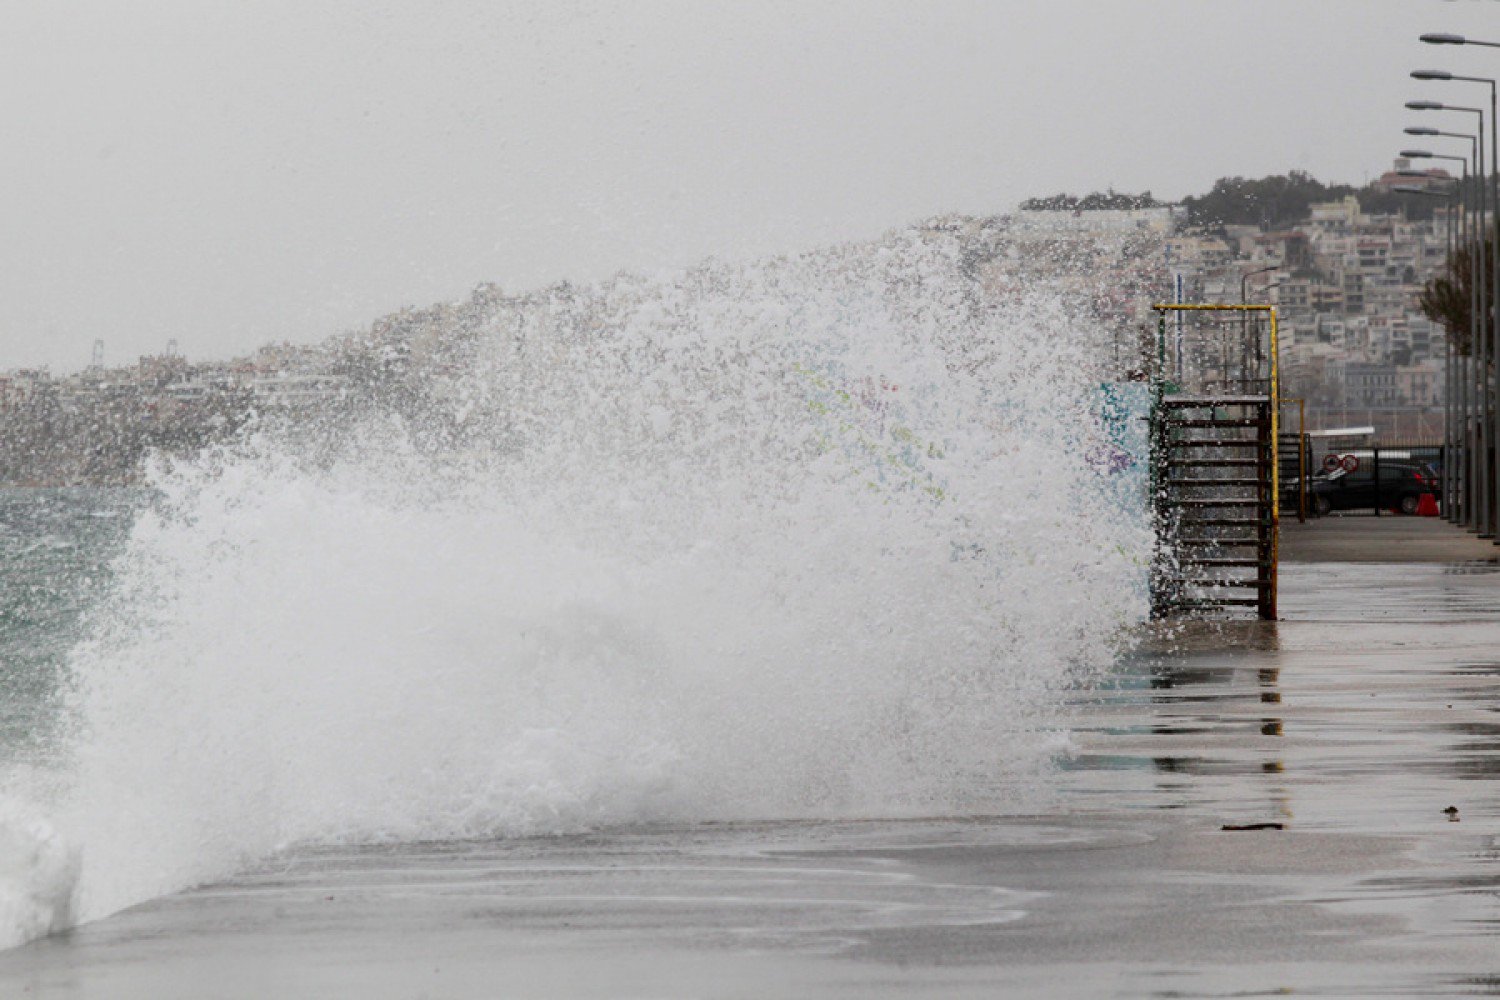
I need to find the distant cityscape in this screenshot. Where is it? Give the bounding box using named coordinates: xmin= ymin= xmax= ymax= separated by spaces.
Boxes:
xmin=1 ymin=339 xmax=340 ymax=485
xmin=1175 ymin=158 xmax=1455 ymax=439
xmin=0 ymin=160 xmax=1464 ymax=484
xmin=1015 ymin=157 xmax=1460 ymax=439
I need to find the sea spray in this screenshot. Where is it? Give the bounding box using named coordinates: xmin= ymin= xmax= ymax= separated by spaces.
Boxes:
xmin=0 ymin=220 xmax=1153 ymax=944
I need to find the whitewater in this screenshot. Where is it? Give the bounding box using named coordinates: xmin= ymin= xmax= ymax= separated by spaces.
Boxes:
xmin=0 ymin=220 xmax=1152 ymax=948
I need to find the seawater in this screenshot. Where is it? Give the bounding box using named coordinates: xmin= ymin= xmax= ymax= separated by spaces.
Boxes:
xmin=0 ymin=225 xmax=1152 ymax=948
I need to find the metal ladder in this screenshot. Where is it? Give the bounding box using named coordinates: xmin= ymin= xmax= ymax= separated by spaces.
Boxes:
xmin=1151 ymin=394 xmax=1278 ymax=620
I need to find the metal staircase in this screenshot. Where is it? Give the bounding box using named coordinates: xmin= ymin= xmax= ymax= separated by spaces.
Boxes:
xmin=1147 ymin=304 xmax=1280 ymax=621
xmin=1151 ymin=396 xmax=1277 ymax=619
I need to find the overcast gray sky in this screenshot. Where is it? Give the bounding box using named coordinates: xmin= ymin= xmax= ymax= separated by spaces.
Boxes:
xmin=3 ymin=0 xmax=1496 ymax=371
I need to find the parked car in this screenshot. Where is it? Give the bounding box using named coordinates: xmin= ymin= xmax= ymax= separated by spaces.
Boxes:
xmin=1309 ymin=461 xmax=1436 ymax=515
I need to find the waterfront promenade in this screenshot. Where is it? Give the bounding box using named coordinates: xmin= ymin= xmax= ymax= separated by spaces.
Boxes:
xmin=1 ymin=519 xmax=1497 ymax=998
xmin=1282 ymin=514 xmax=1500 ymax=564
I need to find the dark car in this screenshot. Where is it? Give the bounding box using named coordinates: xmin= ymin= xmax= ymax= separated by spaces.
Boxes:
xmin=1310 ymin=461 xmax=1436 ymax=515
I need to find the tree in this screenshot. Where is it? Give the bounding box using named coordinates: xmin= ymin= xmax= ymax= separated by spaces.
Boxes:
xmin=1419 ymin=237 xmax=1493 ymax=356
xmin=1180 ymin=171 xmax=1357 ymax=230
xmin=1018 ymin=189 xmax=1163 ymax=212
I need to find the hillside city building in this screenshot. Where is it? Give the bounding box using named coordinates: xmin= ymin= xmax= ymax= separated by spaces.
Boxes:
xmin=0 ymin=166 xmax=1464 ymax=483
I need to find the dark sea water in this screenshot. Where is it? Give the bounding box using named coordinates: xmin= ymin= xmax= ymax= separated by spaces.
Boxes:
xmin=0 ymin=489 xmax=144 ymax=761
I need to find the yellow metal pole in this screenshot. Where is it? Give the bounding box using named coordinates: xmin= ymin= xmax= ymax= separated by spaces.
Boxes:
xmin=1298 ymin=398 xmax=1307 ymax=524
xmin=1268 ymin=308 xmax=1280 ymax=620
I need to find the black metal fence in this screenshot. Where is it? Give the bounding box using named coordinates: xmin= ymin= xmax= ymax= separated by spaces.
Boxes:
xmin=1286 ymin=439 xmax=1444 ymax=517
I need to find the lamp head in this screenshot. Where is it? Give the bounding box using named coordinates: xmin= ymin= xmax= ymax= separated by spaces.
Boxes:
xmin=1404 ymin=126 xmax=1440 ymax=135
xmin=1412 ymin=69 xmax=1454 ymax=81
xmin=1400 ymin=149 xmax=1434 ymax=158
xmin=1406 ymin=100 xmax=1446 ymax=111
xmin=1420 ymin=33 xmax=1467 ymax=46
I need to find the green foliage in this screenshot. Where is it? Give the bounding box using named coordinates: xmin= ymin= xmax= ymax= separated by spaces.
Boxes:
xmin=1360 ymin=186 xmax=1441 ymax=222
xmin=1180 ymin=170 xmax=1444 ymax=229
xmin=1419 ymin=235 xmax=1494 ymax=356
xmin=1018 ymin=190 xmax=1164 ymax=212
xmin=1181 ymin=171 xmax=1350 ymax=230
xmin=1025 ymin=170 xmax=1444 ymax=231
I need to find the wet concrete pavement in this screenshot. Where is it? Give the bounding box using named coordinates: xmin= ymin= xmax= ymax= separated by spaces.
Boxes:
xmin=3 ymin=525 xmax=1500 ymax=998
xmin=1282 ymin=514 xmax=1500 ymax=564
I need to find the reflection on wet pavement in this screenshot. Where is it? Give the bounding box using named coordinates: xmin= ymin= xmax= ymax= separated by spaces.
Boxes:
xmin=1052 ymin=562 xmax=1500 ymax=997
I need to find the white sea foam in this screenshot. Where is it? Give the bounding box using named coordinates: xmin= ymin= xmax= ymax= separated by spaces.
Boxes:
xmin=0 ymin=222 xmax=1152 ymax=944
xmin=0 ymin=794 xmax=76 ymax=945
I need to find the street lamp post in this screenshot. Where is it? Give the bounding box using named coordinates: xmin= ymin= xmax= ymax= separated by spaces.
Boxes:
xmin=1395 ymin=178 xmax=1463 ymax=518
xmin=1417 ymin=42 xmax=1500 ymax=540
xmin=1407 ymin=107 xmax=1487 ymax=533
xmin=1404 ymin=140 xmax=1476 ymax=524
xmin=1240 ymin=265 xmax=1278 ymax=389
xmin=1406 ymin=146 xmax=1479 ymax=527
xmin=1412 ymin=69 xmax=1499 ymax=533
xmin=1406 ymin=102 xmax=1489 ymax=533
